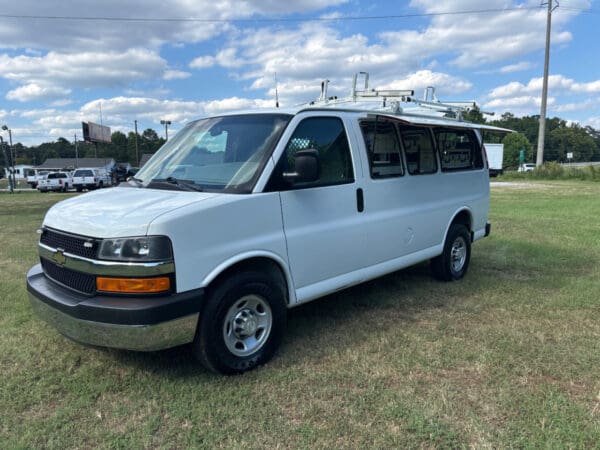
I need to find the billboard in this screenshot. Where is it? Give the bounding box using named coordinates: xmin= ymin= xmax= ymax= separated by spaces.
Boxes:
xmin=82 ymin=121 xmax=111 ymax=144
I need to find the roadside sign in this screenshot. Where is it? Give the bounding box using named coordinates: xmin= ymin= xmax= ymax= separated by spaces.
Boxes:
xmin=567 ymin=152 xmax=573 ymax=160
xmin=519 ymin=149 xmax=525 ymax=162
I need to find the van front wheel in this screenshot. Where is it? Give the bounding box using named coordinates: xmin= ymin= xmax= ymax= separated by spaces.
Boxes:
xmin=193 ymin=271 xmax=286 ymax=374
xmin=431 ymin=224 xmax=471 ymax=281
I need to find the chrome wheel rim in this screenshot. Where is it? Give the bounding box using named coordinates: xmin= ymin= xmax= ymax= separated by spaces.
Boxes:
xmin=223 ymin=295 xmax=272 ymax=357
xmin=450 ymin=236 xmax=467 ymax=272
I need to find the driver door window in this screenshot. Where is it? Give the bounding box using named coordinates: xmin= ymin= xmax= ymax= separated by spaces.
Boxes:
xmin=272 ymin=117 xmax=354 ymax=190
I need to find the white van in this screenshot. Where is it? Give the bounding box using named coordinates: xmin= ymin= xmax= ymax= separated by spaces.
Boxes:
xmin=27 ymin=78 xmax=508 ymax=373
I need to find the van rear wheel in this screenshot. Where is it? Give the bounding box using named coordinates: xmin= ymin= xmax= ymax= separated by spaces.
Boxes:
xmin=431 ymin=224 xmax=471 ymax=281
xmin=193 ymin=270 xmax=286 ymax=374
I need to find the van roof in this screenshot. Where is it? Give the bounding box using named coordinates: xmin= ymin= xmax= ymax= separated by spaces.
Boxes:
xmin=211 ymin=104 xmax=514 ymax=134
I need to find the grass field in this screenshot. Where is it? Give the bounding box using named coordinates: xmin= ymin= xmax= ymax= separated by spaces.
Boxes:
xmin=1 ymin=183 xmax=599 ymax=448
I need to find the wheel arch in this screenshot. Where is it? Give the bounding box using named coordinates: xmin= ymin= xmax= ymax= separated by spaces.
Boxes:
xmin=444 ymin=208 xmax=473 ymax=243
xmin=202 ymin=252 xmax=295 ymax=306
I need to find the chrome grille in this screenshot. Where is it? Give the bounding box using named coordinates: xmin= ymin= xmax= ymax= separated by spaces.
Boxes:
xmin=40 ymin=228 xmax=99 ymax=259
xmin=41 ymin=258 xmax=96 ymax=294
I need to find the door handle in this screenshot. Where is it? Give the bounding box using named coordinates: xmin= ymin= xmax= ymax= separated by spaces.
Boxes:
xmin=356 ymin=188 xmax=364 ymax=213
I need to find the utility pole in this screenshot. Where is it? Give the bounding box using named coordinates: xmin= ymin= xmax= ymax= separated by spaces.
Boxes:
xmin=0 ymin=136 xmax=11 ymax=193
xmin=160 ymin=119 xmax=171 ymax=141
xmin=2 ymin=125 xmax=16 ymax=190
xmin=74 ymin=133 xmax=79 ymax=168
xmin=536 ymin=0 xmax=555 ymax=167
xmin=134 ymin=120 xmax=139 ymax=166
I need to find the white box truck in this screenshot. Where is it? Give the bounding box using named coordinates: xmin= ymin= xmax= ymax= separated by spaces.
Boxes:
xmin=485 ymin=143 xmax=504 ymax=177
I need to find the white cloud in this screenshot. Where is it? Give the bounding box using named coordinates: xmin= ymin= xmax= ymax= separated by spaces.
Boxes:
xmin=554 ymin=98 xmax=600 ymax=113
xmin=0 ymin=1 xmax=348 ymax=53
xmin=382 ymin=1 xmax=574 ymax=69
xmin=487 ymin=75 xmax=600 ymax=99
xmin=189 ymin=55 xmax=216 ymax=69
xmin=80 ymin=97 xmax=203 ymax=124
xmin=572 ymin=80 xmax=600 ymax=94
xmin=0 ymin=49 xmax=166 ymax=88
xmin=583 ymin=117 xmax=600 ymax=130
xmin=379 ymin=70 xmax=472 ymax=97
xmin=6 ymin=83 xmax=71 ymax=102
xmin=186 ymin=1 xmax=585 ymax=110
xmin=484 ymin=95 xmax=555 ymax=110
xmin=500 ymin=61 xmax=534 ymax=73
xmin=200 ymin=97 xmax=273 ymax=115
xmin=163 ymin=70 xmax=192 ymax=80
xmin=9 ymin=94 xmax=278 ymax=145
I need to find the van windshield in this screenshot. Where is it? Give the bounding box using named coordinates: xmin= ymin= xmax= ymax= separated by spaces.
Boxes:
xmin=134 ymin=114 xmax=292 ymax=193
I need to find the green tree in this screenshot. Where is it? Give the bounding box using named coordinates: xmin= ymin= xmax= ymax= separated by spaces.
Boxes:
xmin=463 ymin=106 xmax=486 ymax=124
xmin=127 ymin=132 xmax=140 ymax=166
xmin=110 ymin=131 xmax=129 ymax=162
xmin=55 ymin=137 xmax=74 ymax=158
xmin=548 ymin=124 xmax=596 ymax=162
xmin=140 ymin=128 xmax=166 ymax=155
xmin=502 ymin=132 xmax=532 ymax=170
xmin=584 ymin=126 xmax=600 ymax=161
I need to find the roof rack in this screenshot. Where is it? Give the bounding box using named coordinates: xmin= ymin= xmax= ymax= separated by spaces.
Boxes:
xmin=307 ymin=72 xmax=492 ymax=121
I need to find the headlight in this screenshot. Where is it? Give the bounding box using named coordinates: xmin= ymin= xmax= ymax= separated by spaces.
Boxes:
xmin=98 ymin=236 xmax=173 ymax=262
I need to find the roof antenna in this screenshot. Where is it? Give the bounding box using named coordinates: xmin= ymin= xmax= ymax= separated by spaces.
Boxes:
xmin=274 ymin=72 xmax=280 ymax=108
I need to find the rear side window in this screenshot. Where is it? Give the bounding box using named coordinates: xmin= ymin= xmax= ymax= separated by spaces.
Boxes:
xmin=360 ymin=119 xmax=404 ymax=178
xmin=74 ymin=170 xmax=93 ymax=176
xmin=400 ymin=127 xmax=437 ymax=175
xmin=435 ymin=128 xmax=483 ymax=171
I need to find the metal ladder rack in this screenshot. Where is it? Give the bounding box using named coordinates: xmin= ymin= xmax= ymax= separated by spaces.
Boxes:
xmin=308 ymin=72 xmax=489 ymax=122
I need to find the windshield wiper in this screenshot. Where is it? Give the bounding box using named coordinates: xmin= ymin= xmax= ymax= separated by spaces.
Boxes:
xmin=147 ymin=177 xmax=204 ymax=192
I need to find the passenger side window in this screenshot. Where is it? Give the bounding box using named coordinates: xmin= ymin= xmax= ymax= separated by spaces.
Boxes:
xmin=400 ymin=127 xmax=437 ymax=175
xmin=435 ymin=128 xmax=484 ymax=171
xmin=360 ymin=119 xmax=404 ymax=178
xmin=273 ymin=117 xmax=354 ymax=189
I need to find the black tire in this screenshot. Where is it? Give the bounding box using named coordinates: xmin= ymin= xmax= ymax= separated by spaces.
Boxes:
xmin=63 ymin=184 xmax=68 ymax=192
xmin=431 ymin=224 xmax=471 ymax=281
xmin=99 ymin=181 xmax=104 ymax=188
xmin=193 ymin=270 xmax=287 ymax=374
xmin=76 ymin=187 xmax=83 ymax=192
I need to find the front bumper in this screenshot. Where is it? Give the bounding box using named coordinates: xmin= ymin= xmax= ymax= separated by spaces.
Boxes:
xmin=27 ymin=264 xmax=203 ymax=351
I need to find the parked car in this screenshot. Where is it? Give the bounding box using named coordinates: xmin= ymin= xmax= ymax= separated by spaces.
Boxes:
xmin=36 ymin=172 xmax=72 ymax=192
xmin=72 ymin=168 xmax=112 ymax=191
xmin=27 ymin=74 xmax=510 ymax=374
xmin=518 ymin=163 xmax=536 ymax=172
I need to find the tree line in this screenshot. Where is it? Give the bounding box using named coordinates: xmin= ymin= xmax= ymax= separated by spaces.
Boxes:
xmin=1 ymin=128 xmax=165 ymax=169
xmin=2 ymin=113 xmax=600 ymax=172
xmin=464 ymin=109 xmax=600 ymax=170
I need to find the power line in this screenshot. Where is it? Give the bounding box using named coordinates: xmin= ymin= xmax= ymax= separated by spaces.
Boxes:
xmin=559 ymin=7 xmax=600 ymax=13
xmin=0 ymin=7 xmax=546 ymax=24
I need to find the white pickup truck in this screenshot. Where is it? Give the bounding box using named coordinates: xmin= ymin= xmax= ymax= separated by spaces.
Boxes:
xmin=36 ymin=172 xmax=72 ymax=192
xmin=26 ymin=171 xmax=50 ymax=189
xmin=72 ymin=168 xmax=112 ymax=192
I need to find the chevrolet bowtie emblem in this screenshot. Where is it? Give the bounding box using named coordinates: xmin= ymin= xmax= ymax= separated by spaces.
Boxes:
xmin=52 ymin=249 xmax=66 ymax=266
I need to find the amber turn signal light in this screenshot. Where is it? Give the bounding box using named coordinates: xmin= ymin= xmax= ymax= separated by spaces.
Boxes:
xmin=96 ymin=276 xmax=171 ymax=294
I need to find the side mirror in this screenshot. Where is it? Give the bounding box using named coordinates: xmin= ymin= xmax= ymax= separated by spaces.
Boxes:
xmin=282 ymin=149 xmax=320 ymax=183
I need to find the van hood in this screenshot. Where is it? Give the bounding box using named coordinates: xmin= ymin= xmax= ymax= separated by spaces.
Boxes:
xmin=43 ymin=187 xmax=218 ymax=238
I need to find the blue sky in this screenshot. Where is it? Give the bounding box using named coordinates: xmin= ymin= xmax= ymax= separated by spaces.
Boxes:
xmin=0 ymin=0 xmax=598 ymax=146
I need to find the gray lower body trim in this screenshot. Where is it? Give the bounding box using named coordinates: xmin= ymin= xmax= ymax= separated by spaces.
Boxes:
xmin=29 ymin=293 xmax=198 ymax=351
